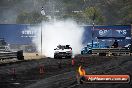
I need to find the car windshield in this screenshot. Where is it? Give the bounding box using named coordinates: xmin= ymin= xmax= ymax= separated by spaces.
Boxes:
xmin=57 ymin=45 xmax=70 ymax=49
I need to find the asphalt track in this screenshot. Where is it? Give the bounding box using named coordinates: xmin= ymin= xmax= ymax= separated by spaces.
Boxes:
xmin=0 ymin=55 xmax=132 ymax=88
xmin=25 ymin=56 xmax=132 ymax=88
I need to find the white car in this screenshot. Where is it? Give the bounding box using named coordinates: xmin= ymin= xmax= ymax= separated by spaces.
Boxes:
xmin=54 ymin=45 xmax=72 ymax=59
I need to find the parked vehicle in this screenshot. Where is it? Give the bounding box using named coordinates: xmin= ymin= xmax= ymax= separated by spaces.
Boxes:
xmin=81 ymin=42 xmax=108 ymax=55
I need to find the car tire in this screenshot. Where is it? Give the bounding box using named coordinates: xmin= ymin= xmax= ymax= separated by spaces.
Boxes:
xmin=81 ymin=51 xmax=84 ymax=55
xmin=54 ymin=55 xmax=57 ymax=59
xmin=68 ymin=56 xmax=72 ymax=58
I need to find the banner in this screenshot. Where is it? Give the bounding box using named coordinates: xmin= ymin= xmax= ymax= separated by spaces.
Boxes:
xmin=0 ymin=24 xmax=131 ymax=47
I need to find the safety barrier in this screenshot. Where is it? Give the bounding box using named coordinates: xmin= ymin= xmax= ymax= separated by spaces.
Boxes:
xmin=92 ymin=48 xmax=131 ymax=56
xmin=0 ymin=50 xmax=24 ymax=60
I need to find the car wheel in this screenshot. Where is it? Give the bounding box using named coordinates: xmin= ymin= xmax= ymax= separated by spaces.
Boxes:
xmin=68 ymin=56 xmax=72 ymax=58
xmin=81 ymin=51 xmax=84 ymax=55
xmin=54 ymin=55 xmax=57 ymax=59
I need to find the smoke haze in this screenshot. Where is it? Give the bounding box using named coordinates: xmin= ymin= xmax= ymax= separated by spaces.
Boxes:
xmin=32 ymin=20 xmax=84 ymax=57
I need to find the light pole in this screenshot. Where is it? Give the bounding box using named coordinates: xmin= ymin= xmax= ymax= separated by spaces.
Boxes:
xmin=92 ymin=22 xmax=94 ymax=48
xmin=40 ymin=7 xmax=45 ymax=58
xmin=92 ymin=8 xmax=96 ymax=48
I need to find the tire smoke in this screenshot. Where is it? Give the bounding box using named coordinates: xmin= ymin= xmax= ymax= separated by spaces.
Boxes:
xmin=32 ymin=20 xmax=84 ymax=58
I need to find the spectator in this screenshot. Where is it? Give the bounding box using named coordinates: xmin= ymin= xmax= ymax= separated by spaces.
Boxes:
xmin=112 ymin=40 xmax=118 ymax=48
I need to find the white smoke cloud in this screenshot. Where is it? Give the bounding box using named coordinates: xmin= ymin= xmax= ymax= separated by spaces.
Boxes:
xmin=32 ymin=20 xmax=84 ymax=58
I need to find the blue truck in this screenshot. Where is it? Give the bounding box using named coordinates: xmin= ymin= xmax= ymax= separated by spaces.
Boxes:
xmin=81 ymin=42 xmax=108 ymax=55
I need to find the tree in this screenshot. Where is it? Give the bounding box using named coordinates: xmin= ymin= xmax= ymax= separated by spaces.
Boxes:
xmin=117 ymin=0 xmax=132 ymax=24
xmin=83 ymin=7 xmax=105 ymax=25
xmin=16 ymin=11 xmax=48 ymax=24
xmin=62 ymin=12 xmax=84 ymax=23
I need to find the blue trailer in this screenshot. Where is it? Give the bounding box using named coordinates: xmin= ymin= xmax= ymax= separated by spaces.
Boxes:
xmin=81 ymin=25 xmax=131 ymax=55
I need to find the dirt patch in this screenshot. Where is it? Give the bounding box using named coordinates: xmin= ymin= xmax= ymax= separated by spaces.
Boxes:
xmin=23 ymin=53 xmax=46 ymax=60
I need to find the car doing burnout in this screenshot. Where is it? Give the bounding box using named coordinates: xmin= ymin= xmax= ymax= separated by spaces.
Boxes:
xmin=54 ymin=45 xmax=72 ymax=59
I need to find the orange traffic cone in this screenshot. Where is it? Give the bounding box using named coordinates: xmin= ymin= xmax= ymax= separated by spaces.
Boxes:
xmin=12 ymin=68 xmax=16 ymax=75
xmin=58 ymin=61 xmax=62 ymax=69
xmin=39 ymin=65 xmax=44 ymax=74
xmin=81 ymin=58 xmax=84 ymax=63
xmin=11 ymin=68 xmax=16 ymax=80
xmin=72 ymin=59 xmax=75 ymax=66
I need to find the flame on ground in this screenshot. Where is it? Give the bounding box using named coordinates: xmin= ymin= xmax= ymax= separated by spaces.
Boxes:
xmin=78 ymin=66 xmax=86 ymax=76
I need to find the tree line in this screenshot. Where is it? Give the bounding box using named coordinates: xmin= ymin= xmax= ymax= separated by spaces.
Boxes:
xmin=15 ymin=0 xmax=132 ymax=25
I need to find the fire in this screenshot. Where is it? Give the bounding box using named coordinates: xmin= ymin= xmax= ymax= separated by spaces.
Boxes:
xmin=78 ymin=66 xmax=86 ymax=76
